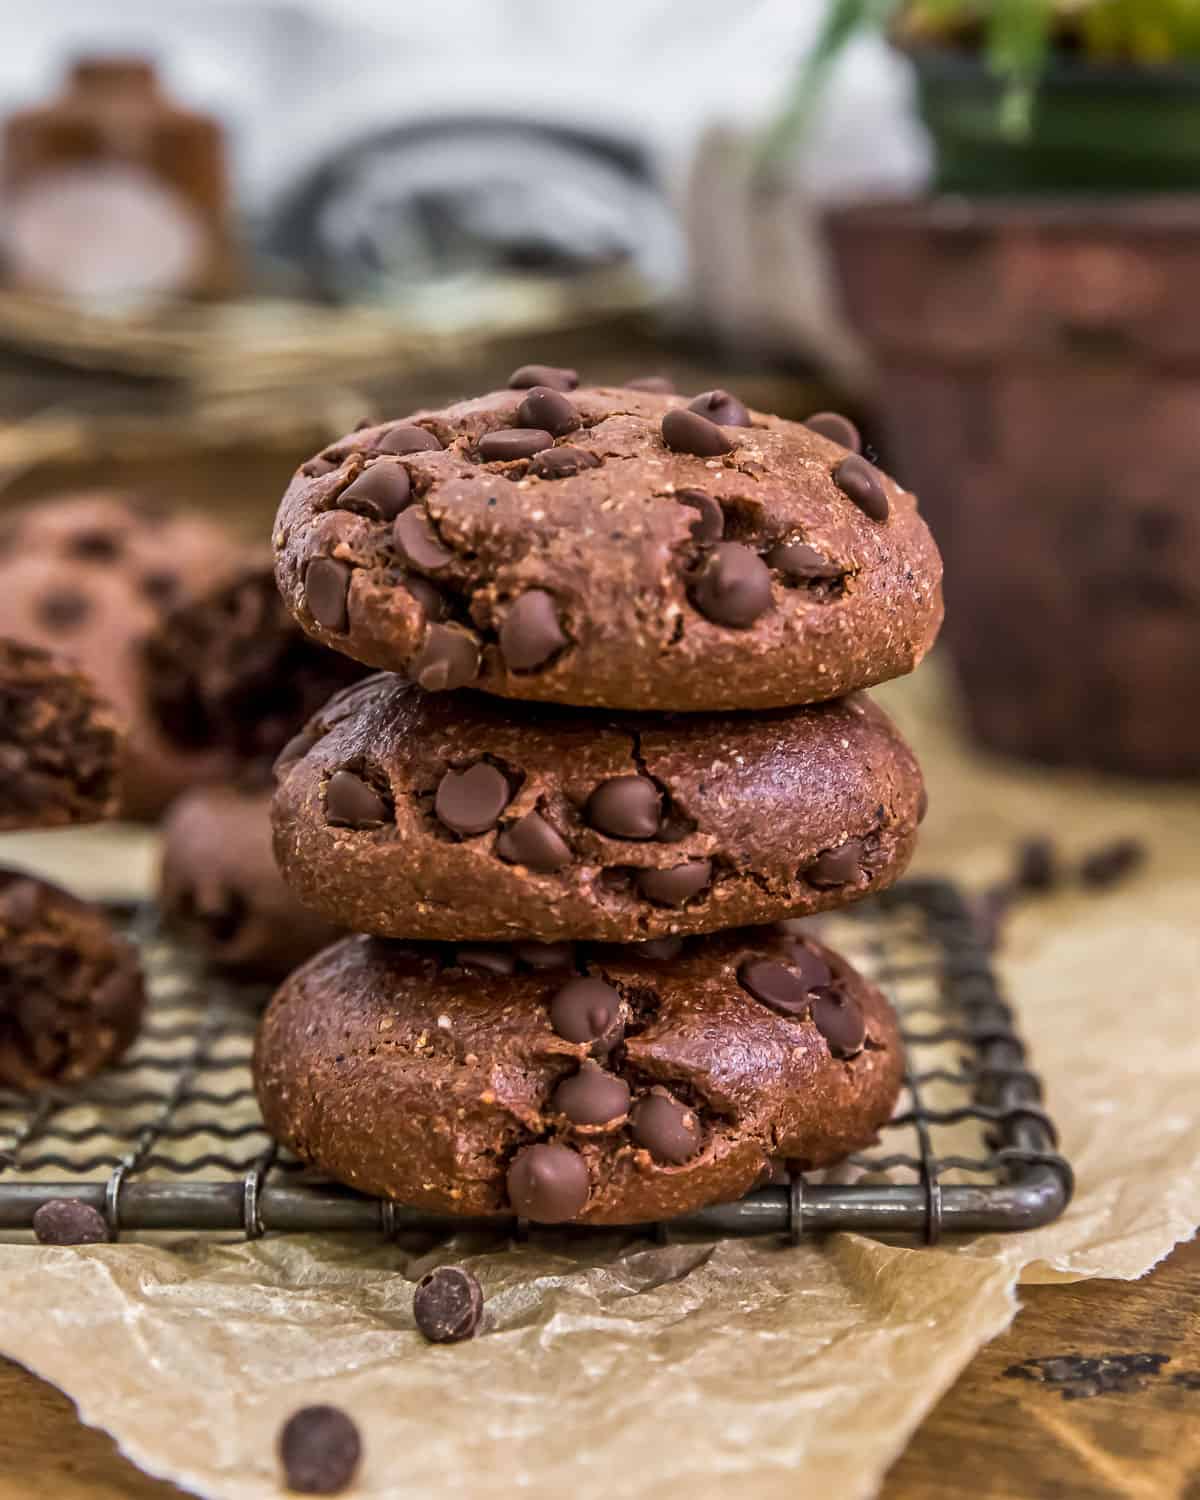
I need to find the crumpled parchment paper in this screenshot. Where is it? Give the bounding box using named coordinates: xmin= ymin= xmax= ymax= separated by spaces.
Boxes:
xmin=0 ymin=659 xmax=1196 ymax=1500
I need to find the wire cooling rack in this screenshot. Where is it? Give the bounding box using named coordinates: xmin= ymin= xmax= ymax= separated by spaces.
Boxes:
xmin=0 ymin=879 xmax=1072 ymax=1245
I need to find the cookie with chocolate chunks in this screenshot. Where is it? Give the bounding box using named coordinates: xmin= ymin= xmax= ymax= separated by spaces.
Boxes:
xmin=0 ymin=870 xmax=144 ymax=1090
xmin=0 ymin=638 xmax=121 ymax=831
xmin=272 ymin=384 xmax=942 ymax=711
xmin=271 ymin=674 xmax=923 ymax=942
xmin=253 ymin=926 xmax=903 ymax=1225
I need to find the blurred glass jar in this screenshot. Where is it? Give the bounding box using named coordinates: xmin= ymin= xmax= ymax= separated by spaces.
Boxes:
xmin=1 ymin=57 xmax=235 ymax=307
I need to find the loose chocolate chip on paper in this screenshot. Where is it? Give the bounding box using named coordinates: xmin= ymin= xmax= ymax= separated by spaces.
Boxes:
xmin=393 ymin=508 xmax=453 ymax=570
xmin=32 ymin=1198 xmax=108 ymax=1245
xmin=478 ymin=428 xmax=555 ymax=462
xmin=677 ymin=489 xmax=724 ymax=543
xmin=529 ymin=445 xmax=600 ymax=479
xmin=508 ymin=364 xmax=579 ymax=392
xmin=375 ymin=424 xmax=442 ymax=455
xmin=690 ymin=542 xmax=773 ymax=627
xmin=635 ymin=860 xmax=712 ymax=907
xmin=495 ymin=810 xmax=572 ymax=872
xmin=738 ymin=955 xmax=829 ymax=1017
xmin=688 ymin=389 xmax=752 ymax=428
xmin=499 ymin=590 xmax=568 ymax=671
xmin=835 ymin=455 xmax=889 ymax=522
xmin=806 ymin=839 xmax=866 ymax=887
xmin=278 ymin=1405 xmax=362 ymax=1496
xmin=1014 ymin=836 xmax=1057 ymax=892
xmin=810 ymin=987 xmax=867 ymax=1058
xmin=661 ymin=407 xmax=736 ymax=457
xmin=410 ymin=625 xmax=480 ymax=692
xmin=339 ymin=462 xmax=412 ymax=520
xmin=517 ymin=386 xmax=580 ymax=436
xmin=586 ymin=775 xmax=661 ymax=840
xmin=455 ymin=945 xmax=517 ymax=976
xmin=304 ymin=557 xmax=352 ymax=633
xmin=554 ymin=1060 xmax=631 ymax=1127
xmin=434 ymin=762 xmax=511 ymax=836
xmin=1080 ymin=837 xmax=1146 ymax=889
xmin=767 ymin=541 xmax=842 ymax=580
xmin=413 ymin=1266 xmax=485 ymax=1344
xmin=506 ymin=1143 xmax=590 ymax=1222
xmin=549 ymin=976 xmax=623 ymax=1047
xmin=631 ymin=1089 xmax=701 ymax=1163
xmin=625 ymin=375 xmax=675 ymax=393
xmin=803 ymin=411 xmax=863 ymax=453
xmin=515 ymin=940 xmax=576 ymax=970
xmin=325 ymin=770 xmax=390 ymax=829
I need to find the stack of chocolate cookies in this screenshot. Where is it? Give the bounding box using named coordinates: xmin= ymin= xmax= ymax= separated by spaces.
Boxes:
xmin=254 ymin=373 xmax=943 ymax=1226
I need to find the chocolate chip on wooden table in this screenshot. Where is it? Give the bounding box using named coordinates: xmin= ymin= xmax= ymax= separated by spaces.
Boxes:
xmin=278 ymin=1405 xmax=362 ymax=1495
xmin=393 ymin=508 xmax=453 ymax=570
xmin=803 ymin=411 xmax=862 ymax=452
xmin=413 ymin=1265 xmax=485 ymax=1344
xmin=586 ymin=775 xmax=661 ymax=839
xmin=375 ymin=424 xmax=442 ymax=454
xmin=810 ymin=987 xmax=867 ymax=1058
xmin=495 ymin=810 xmax=572 ymax=871
xmin=410 ymin=625 xmax=480 ymax=692
xmin=678 ymin=489 xmax=724 ymax=543
xmin=806 ymin=839 xmax=866 ymax=887
xmin=508 ymin=364 xmax=578 ymax=391
xmin=835 ymin=455 xmax=889 ymax=522
xmin=32 ymin=1197 xmax=108 ymax=1245
xmin=688 ymin=389 xmax=752 ymax=427
xmin=434 ymin=762 xmax=510 ymax=836
xmin=499 ymin=590 xmax=567 ymax=670
xmin=690 ymin=543 xmax=772 ymax=627
xmin=338 ymin=463 xmax=411 ymax=520
xmin=661 ymin=407 xmax=736 ymax=457
xmin=635 ymin=859 xmax=712 ymax=907
xmin=554 ymin=1060 xmax=631 ymax=1127
xmin=305 ymin=557 xmax=352 ymax=632
xmin=325 ymin=770 xmax=389 ymax=829
xmin=529 ymin=445 xmax=599 ymax=479
xmin=478 ymin=428 xmax=554 ymax=462
xmin=506 ymin=1142 xmax=590 ymax=1222
xmin=630 ymin=1088 xmax=701 ymax=1163
xmin=549 ymin=976 xmax=623 ymax=1048
xmin=516 ymin=386 xmax=580 ymax=436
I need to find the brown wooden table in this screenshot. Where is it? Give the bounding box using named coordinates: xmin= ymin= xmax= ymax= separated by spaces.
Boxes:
xmin=1 ymin=1239 xmax=1196 ymax=1500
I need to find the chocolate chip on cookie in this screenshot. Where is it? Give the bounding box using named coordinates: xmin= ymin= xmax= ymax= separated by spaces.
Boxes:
xmin=690 ymin=544 xmax=773 ymax=628
xmin=506 ymin=1144 xmax=591 ymax=1222
xmin=687 ymin=389 xmax=752 ymax=428
xmin=508 ymin=364 xmax=578 ymax=391
xmin=835 ymin=455 xmax=889 ymax=522
xmin=803 ymin=411 xmax=862 ymax=452
xmin=499 ymin=591 xmax=567 ymax=671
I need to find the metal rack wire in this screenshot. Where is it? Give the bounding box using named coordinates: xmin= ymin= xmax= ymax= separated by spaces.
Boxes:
xmin=0 ymin=879 xmax=1072 ymax=1244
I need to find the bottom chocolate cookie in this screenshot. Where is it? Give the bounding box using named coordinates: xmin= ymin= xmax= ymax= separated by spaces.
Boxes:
xmin=254 ymin=925 xmax=903 ymax=1225
xmin=0 ymin=871 xmax=145 ymax=1089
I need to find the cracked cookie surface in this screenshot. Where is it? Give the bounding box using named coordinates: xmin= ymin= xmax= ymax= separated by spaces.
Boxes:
xmin=272 ymin=383 xmax=943 ymax=711
xmin=253 ymin=923 xmax=904 ymax=1224
xmin=271 ymin=674 xmax=924 ymax=943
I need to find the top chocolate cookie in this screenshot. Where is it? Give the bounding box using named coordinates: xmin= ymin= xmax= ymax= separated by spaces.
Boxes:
xmin=273 ymin=376 xmax=943 ymax=711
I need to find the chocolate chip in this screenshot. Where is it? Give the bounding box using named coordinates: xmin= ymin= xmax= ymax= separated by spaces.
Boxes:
xmin=806 ymin=840 xmax=866 ymax=887
xmin=630 ymin=1090 xmax=701 ymax=1164
xmin=636 ymin=936 xmax=683 ymax=961
xmin=803 ymin=411 xmax=862 ymax=452
xmin=508 ymin=364 xmax=579 ymax=392
xmin=339 ymin=462 xmax=412 ymax=520
xmin=499 ymin=590 xmax=567 ymax=671
xmin=625 ymin=375 xmax=674 ymax=393
xmin=515 ymin=941 xmax=575 ymax=970
xmin=810 ymin=987 xmax=866 ymax=1058
xmin=32 ymin=1198 xmax=107 ymax=1245
xmin=434 ymin=762 xmax=511 ymax=836
xmin=375 ymin=424 xmax=442 ymax=454
xmin=687 ymin=389 xmax=752 ymax=428
xmin=410 ymin=625 xmax=480 ymax=692
xmin=278 ymin=1405 xmax=361 ymax=1495
xmin=517 ymin=387 xmax=580 ymax=437
xmin=549 ymin=976 xmax=623 ymax=1048
xmin=302 ymin=456 xmax=337 ymax=478
xmin=478 ymin=428 xmax=555 ymax=462
xmin=529 ymin=445 xmax=600 ymax=479
xmin=68 ymin=528 xmax=122 ymax=561
xmin=677 ymin=489 xmax=724 ymax=543
xmin=1080 ymin=838 xmax=1145 ymax=889
xmin=394 ymin=508 xmax=452 ymax=570
xmin=304 ymin=557 xmax=352 ymax=632
xmin=1015 ymin=836 xmax=1057 ymax=892
xmin=738 ymin=954 xmax=830 ymax=1016
xmin=274 ymin=730 xmax=316 ymax=777
xmin=413 ymin=1266 xmax=484 ymax=1344
xmin=326 ymin=769 xmax=390 ymax=828
xmin=767 ymin=542 xmax=842 ymax=580
xmin=506 ymin=1143 xmax=590 ymax=1222
xmin=661 ymin=407 xmax=736 ymax=457
xmin=456 ymin=945 xmax=517 ymax=976
xmin=586 ymin=776 xmax=661 ymax=840
xmin=917 ymin=785 xmax=929 ymax=824
xmin=835 ymin=455 xmax=889 ymax=522
xmin=403 ymin=575 xmax=448 ymax=620
xmin=495 ymin=811 xmax=572 ymax=872
xmin=36 ymin=589 xmax=90 ymax=631
xmin=635 ymin=860 xmax=712 ymax=907
xmin=690 ymin=543 xmax=772 ymax=627
xmin=553 ymin=1060 xmax=630 ymax=1127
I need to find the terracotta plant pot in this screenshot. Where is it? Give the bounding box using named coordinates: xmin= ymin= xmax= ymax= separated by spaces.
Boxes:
xmin=829 ymin=196 xmax=1200 ymax=777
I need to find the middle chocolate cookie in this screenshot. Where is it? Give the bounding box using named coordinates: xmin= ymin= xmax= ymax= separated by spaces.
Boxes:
xmin=272 ymin=674 xmax=924 ymax=943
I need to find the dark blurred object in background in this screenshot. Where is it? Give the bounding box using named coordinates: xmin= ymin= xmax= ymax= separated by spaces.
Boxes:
xmin=1 ymin=56 xmax=234 ymax=306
